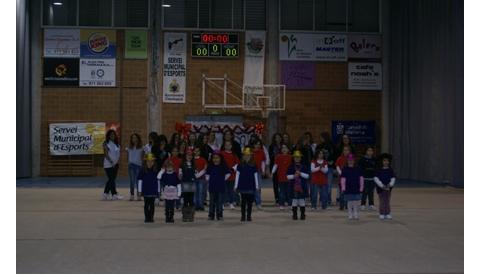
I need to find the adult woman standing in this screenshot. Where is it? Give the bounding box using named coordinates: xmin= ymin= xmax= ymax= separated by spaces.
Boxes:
xmin=103 ymin=129 xmax=122 ymax=200
xmin=268 ymin=133 xmax=283 ymax=205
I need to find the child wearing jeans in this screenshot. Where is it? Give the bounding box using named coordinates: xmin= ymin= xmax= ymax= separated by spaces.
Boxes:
xmin=220 ymin=140 xmax=240 ymax=210
xmin=206 ymin=152 xmax=231 ymax=221
xmin=310 ymin=149 xmax=329 ymax=210
xmin=193 ymin=146 xmax=208 ymax=211
xmin=252 ymin=139 xmax=266 ymax=210
xmin=287 ymin=150 xmax=309 ymax=220
xmin=138 ymin=153 xmax=160 ymax=223
xmin=358 ymin=146 xmax=376 ymax=210
xmin=340 ymin=154 xmax=364 ymax=220
xmin=335 ymin=146 xmax=351 ymax=210
xmin=234 ymin=147 xmax=259 ymax=222
xmin=159 ymin=159 xmax=181 ymax=223
xmin=271 ymin=144 xmax=292 ymax=210
xmin=126 ymin=133 xmax=144 ymax=201
xmin=374 ymin=153 xmax=396 ymax=220
xmin=179 ymin=149 xmax=196 ymax=222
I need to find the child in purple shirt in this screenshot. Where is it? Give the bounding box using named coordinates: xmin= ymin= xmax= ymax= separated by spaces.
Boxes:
xmin=374 ymin=153 xmax=396 ymax=220
xmin=340 ymin=154 xmax=364 ymax=220
xmin=206 ymin=151 xmax=231 ymax=221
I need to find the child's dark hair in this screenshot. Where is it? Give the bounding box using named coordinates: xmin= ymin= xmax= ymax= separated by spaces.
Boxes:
xmin=143 ymin=158 xmax=158 ymax=173
xmin=209 ymin=152 xmax=226 ymax=167
xmin=364 ymin=145 xmax=375 ymax=154
xmin=378 ymin=153 xmax=393 ymax=168
xmin=129 ymin=133 xmax=143 ymax=149
xmin=105 ymin=129 xmax=119 ymax=146
xmin=314 ymin=148 xmax=326 ymax=160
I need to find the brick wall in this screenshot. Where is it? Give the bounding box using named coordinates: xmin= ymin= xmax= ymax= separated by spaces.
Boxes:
xmin=40 ymin=30 xmax=381 ymax=176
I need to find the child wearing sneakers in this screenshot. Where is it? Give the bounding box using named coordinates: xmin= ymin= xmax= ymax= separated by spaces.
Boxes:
xmin=310 ymin=149 xmax=329 ymax=210
xmin=206 ymin=151 xmax=231 ymax=221
xmin=340 ymin=154 xmax=364 ymax=220
xmin=374 ymin=153 xmax=396 ymax=220
xmin=234 ymin=147 xmax=259 ymax=222
xmin=220 ymin=140 xmax=240 ymax=210
xmin=159 ymin=159 xmax=181 ymax=223
xmin=252 ymin=139 xmax=266 ymax=210
xmin=335 ymin=146 xmax=351 ymax=210
xmin=271 ymin=144 xmax=293 ymax=210
xmin=287 ymin=150 xmax=309 ymax=220
xmin=358 ymin=146 xmax=376 ymax=210
xmin=138 ymin=153 xmax=160 ymax=223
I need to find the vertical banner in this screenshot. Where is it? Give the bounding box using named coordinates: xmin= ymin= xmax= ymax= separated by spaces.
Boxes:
xmin=80 ymin=29 xmax=116 ymax=59
xmin=348 ymin=63 xmax=382 ymax=90
xmin=244 ymin=31 xmax=266 ymax=92
xmin=163 ymin=32 xmax=187 ymax=103
xmin=125 ymin=30 xmax=148 ymax=59
xmin=44 ymin=29 xmax=80 ymax=58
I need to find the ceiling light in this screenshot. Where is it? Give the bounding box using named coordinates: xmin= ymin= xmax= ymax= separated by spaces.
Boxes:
xmin=162 ymin=4 xmax=171 ymax=8
xmin=53 ymin=2 xmax=63 ymax=6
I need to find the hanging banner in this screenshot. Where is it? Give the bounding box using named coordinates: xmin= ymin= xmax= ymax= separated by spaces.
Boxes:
xmin=163 ymin=32 xmax=187 ymax=103
xmin=348 ymin=62 xmax=382 ymax=90
xmin=80 ymin=29 xmax=116 ymax=58
xmin=79 ymin=59 xmax=116 ymax=87
xmin=332 ymin=121 xmax=376 ymax=144
xmin=43 ymin=58 xmax=79 ymax=86
xmin=244 ymin=31 xmax=266 ymax=93
xmin=281 ymin=62 xmax=315 ymax=89
xmin=279 ymin=32 xmax=347 ymax=61
xmin=44 ymin=29 xmax=80 ymax=58
xmin=49 ymin=122 xmax=106 ymax=155
xmin=125 ymin=30 xmax=148 ymax=59
xmin=348 ymin=34 xmax=382 ymax=59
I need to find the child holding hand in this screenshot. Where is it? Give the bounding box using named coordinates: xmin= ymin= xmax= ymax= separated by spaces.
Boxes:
xmin=287 ymin=150 xmax=309 ymax=220
xmin=271 ymin=144 xmax=292 ymax=210
xmin=206 ymin=152 xmax=231 ymax=220
xmin=374 ymin=153 xmax=396 ymax=220
xmin=310 ymin=149 xmax=329 ymax=210
xmin=340 ymin=154 xmax=364 ymax=220
xmin=234 ymin=147 xmax=259 ymax=222
xmin=159 ymin=159 xmax=181 ymax=223
xmin=138 ymin=153 xmax=160 ymax=223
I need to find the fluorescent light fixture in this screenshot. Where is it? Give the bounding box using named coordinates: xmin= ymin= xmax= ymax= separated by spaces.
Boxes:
xmin=53 ymin=2 xmax=63 ymax=6
xmin=162 ymin=4 xmax=171 ymax=7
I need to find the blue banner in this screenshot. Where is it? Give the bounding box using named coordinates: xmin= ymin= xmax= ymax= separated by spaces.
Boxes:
xmin=332 ymin=121 xmax=376 ymax=144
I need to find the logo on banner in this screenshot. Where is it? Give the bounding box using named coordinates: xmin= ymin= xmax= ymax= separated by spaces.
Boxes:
xmin=167 ymin=37 xmax=185 ymax=52
xmin=169 ymin=79 xmax=180 ymax=93
xmin=315 ymin=35 xmax=346 ymax=54
xmin=281 ymin=34 xmax=297 ymax=57
xmin=247 ymin=37 xmax=264 ymax=55
xmin=88 ymin=33 xmax=109 ymax=54
xmin=55 ymin=64 xmax=68 ymax=77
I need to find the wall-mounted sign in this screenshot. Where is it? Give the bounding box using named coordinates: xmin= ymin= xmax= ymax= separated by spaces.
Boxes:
xmin=163 ymin=32 xmax=187 ymax=103
xmin=80 ymin=29 xmax=116 ymax=58
xmin=347 ymin=34 xmax=382 ymax=59
xmin=44 ymin=29 xmax=80 ymax=58
xmin=125 ymin=30 xmax=147 ymax=59
xmin=348 ymin=62 xmax=382 ymax=90
xmin=332 ymin=121 xmax=376 ymax=144
xmin=191 ymin=33 xmax=239 ymax=58
xmin=279 ymin=32 xmax=347 ymax=61
xmin=43 ymin=58 xmax=79 ymax=86
xmin=79 ymin=59 xmax=116 ymax=87
xmin=49 ymin=122 xmax=106 ymax=155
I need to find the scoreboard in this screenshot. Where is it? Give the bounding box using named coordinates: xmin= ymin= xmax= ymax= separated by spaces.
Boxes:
xmin=191 ymin=33 xmax=239 ymax=58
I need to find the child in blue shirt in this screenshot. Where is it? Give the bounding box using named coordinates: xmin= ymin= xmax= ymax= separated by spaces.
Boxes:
xmin=159 ymin=159 xmax=181 ymax=223
xmin=234 ymin=147 xmax=259 ymax=222
xmin=287 ymin=150 xmax=310 ymax=220
xmin=206 ymin=151 xmax=231 ymax=221
xmin=138 ymin=153 xmax=160 ymax=223
xmin=340 ymin=154 xmax=364 ymax=220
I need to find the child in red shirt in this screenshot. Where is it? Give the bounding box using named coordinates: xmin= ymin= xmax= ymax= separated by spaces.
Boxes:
xmin=194 ymin=146 xmax=208 ymax=210
xmin=252 ymin=139 xmax=266 ymax=209
xmin=221 ymin=140 xmax=240 ymax=209
xmin=271 ymin=144 xmax=292 ymax=209
xmin=167 ymin=146 xmax=183 ymax=175
xmin=335 ymin=146 xmax=351 ymax=210
xmin=310 ymin=149 xmax=329 ymax=210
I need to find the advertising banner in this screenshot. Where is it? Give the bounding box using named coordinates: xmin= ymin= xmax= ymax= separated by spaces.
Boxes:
xmin=244 ymin=31 xmax=266 ymax=91
xmin=347 ymin=34 xmax=382 ymax=59
xmin=49 ymin=122 xmax=106 ymax=155
xmin=125 ymin=30 xmax=148 ymax=59
xmin=163 ymin=32 xmax=187 ymax=103
xmin=80 ymin=29 xmax=116 ymax=58
xmin=79 ymin=59 xmax=116 ymax=87
xmin=332 ymin=121 xmax=376 ymax=144
xmin=43 ymin=58 xmax=79 ymax=86
xmin=281 ymin=62 xmax=315 ymax=89
xmin=279 ymin=32 xmax=347 ymax=61
xmin=348 ymin=62 xmax=382 ymax=90
xmin=44 ymin=29 xmax=80 ymax=58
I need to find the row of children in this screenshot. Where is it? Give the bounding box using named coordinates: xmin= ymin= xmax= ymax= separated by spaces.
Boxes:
xmin=102 ymin=129 xmax=396 ymax=223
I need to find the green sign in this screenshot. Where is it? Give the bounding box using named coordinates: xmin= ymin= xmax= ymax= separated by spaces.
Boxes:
xmin=125 ymin=30 xmax=147 ymax=59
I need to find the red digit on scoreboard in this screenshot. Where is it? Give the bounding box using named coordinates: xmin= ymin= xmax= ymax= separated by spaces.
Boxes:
xmin=222 ymin=34 xmax=228 ymax=43
xmin=202 ymin=34 xmax=208 ymax=43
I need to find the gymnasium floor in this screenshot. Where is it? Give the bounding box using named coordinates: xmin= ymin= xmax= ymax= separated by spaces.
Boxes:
xmin=17 ymin=182 xmax=463 ymax=274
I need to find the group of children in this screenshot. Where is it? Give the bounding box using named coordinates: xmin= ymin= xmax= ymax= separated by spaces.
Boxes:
xmin=102 ymin=129 xmax=396 ymax=223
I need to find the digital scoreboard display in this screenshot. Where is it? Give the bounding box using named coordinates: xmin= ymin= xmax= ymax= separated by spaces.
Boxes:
xmin=191 ymin=33 xmax=240 ymax=58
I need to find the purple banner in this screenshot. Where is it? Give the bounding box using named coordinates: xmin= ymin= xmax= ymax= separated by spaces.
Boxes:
xmin=281 ymin=62 xmax=315 ymax=89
